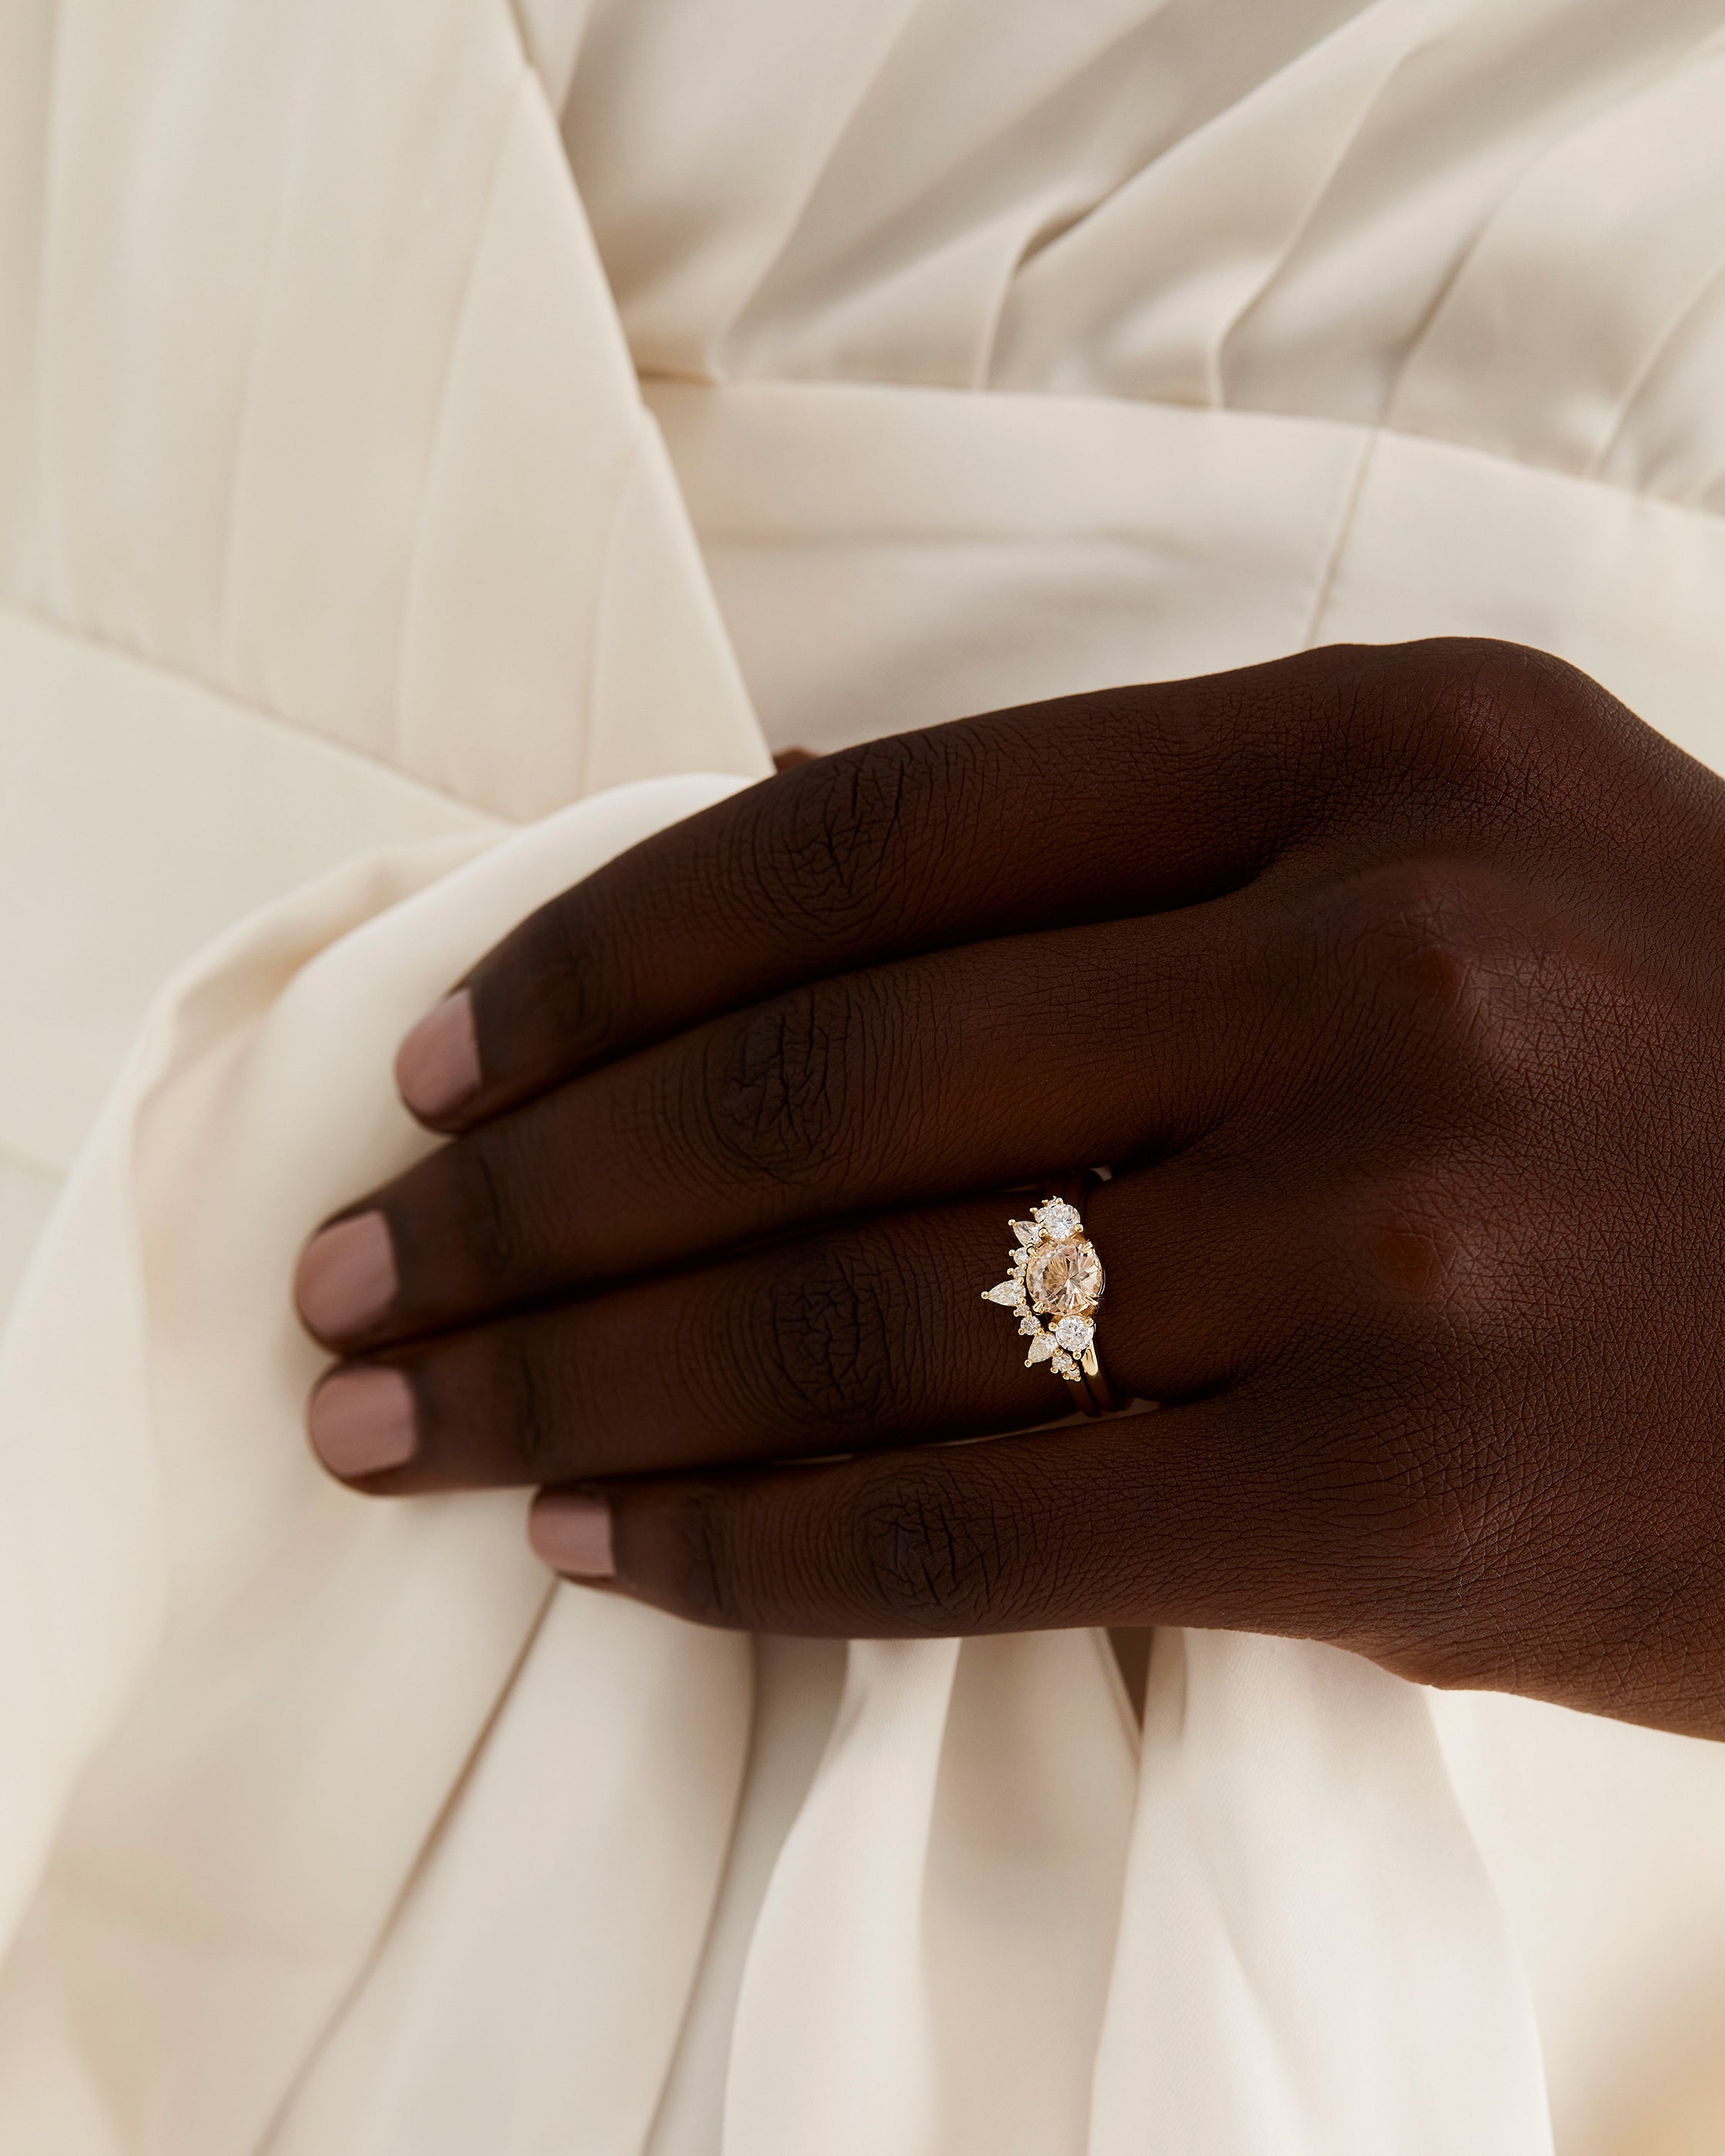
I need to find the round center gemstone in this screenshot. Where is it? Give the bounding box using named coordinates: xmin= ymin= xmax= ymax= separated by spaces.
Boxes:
xmin=1026 ymin=1237 xmax=1102 ymax=1317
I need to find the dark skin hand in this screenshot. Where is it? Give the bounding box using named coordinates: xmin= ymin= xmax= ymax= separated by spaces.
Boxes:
xmin=295 ymin=638 xmax=1725 ymax=1740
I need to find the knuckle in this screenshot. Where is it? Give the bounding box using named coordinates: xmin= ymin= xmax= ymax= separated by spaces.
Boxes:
xmin=469 ymin=1324 xmax=562 ymax=1478
xmin=1355 ymin=638 xmax=1602 ymax=808
xmin=1321 ymin=859 xmax=1526 ymax=1076
xmin=748 ymin=733 xmax=943 ymax=942
xmin=655 ymin=1485 xmax=736 ymax=1625
xmin=508 ymin=892 xmax=611 ymax=1060
xmin=704 ymin=977 xmax=867 ymax=1187
xmin=1348 ymin=1167 xmax=1487 ymax=1318
xmin=847 ymin=1456 xmax=1023 ymax=1633
xmin=756 ymin=1237 xmax=907 ymax=1438
xmin=1345 ymin=855 xmax=1499 ymax=973
xmin=444 ymin=1131 xmax=532 ymax=1288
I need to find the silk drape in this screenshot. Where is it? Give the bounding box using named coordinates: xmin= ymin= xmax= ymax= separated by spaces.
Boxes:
xmin=5 ymin=4 xmax=1725 ymax=2149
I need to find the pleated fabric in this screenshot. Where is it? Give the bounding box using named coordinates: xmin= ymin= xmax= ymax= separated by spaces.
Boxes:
xmin=4 ymin=3 xmax=1725 ymax=2151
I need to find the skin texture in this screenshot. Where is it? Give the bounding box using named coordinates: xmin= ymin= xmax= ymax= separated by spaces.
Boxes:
xmin=297 ymin=638 xmax=1725 ymax=1739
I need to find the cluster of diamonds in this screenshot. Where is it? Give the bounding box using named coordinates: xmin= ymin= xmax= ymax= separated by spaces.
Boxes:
xmin=980 ymin=1197 xmax=1100 ymax=1383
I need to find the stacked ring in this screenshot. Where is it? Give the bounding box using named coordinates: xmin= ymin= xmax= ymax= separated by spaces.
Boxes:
xmin=980 ymin=1170 xmax=1123 ymax=1417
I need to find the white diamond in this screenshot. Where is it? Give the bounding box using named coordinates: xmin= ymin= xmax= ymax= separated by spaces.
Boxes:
xmin=1026 ymin=1331 xmax=1055 ymax=1364
xmin=984 ymin=1281 xmax=1020 ymax=1305
xmin=1053 ymin=1351 xmax=1079 ymax=1378
xmin=1011 ymin=1220 xmax=1040 ymax=1247
xmin=1055 ymin=1315 xmax=1094 ymax=1354
xmin=1018 ymin=1314 xmax=1040 ymax=1337
xmin=1010 ymin=1249 xmax=1029 ymax=1271
xmin=1040 ymin=1200 xmax=1081 ymax=1238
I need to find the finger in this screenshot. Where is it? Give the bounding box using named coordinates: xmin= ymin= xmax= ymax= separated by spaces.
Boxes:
xmin=524 ymin=1394 xmax=1353 ymax=1642
xmin=305 ymin=1163 xmax=1320 ymax=1493
xmin=303 ymin=892 xmax=1304 ymax=1351
xmin=396 ymin=640 xmax=1626 ymax=1134
xmin=393 ymin=649 xmax=1377 ymax=1131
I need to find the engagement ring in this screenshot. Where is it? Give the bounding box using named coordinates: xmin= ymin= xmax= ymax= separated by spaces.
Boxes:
xmin=982 ymin=1189 xmax=1117 ymax=1412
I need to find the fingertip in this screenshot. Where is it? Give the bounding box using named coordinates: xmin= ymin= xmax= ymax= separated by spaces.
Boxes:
xmin=529 ymin=1491 xmax=616 ymax=1579
xmin=309 ymin=1364 xmax=418 ymax=1480
xmin=295 ymin=1211 xmax=398 ymax=1341
xmin=395 ymin=990 xmax=481 ymax=1123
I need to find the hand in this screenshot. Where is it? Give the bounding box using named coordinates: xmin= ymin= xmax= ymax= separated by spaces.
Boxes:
xmin=296 ymin=639 xmax=1725 ymax=1739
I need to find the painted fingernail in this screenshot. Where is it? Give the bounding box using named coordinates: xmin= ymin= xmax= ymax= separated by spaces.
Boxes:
xmin=308 ymin=1366 xmax=417 ymax=1478
xmin=295 ymin=1212 xmax=397 ymax=1339
xmin=529 ymin=1493 xmax=615 ymax=1578
xmin=395 ymin=991 xmax=481 ymax=1119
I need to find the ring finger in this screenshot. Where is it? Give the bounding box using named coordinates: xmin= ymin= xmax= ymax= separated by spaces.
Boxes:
xmin=306 ymin=1159 xmax=1325 ymax=1492
xmin=296 ymin=892 xmax=1325 ymax=1354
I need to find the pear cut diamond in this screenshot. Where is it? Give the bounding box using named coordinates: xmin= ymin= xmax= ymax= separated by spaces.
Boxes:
xmin=983 ymin=1281 xmax=1020 ymax=1306
xmin=1025 ymin=1331 xmax=1055 ymax=1365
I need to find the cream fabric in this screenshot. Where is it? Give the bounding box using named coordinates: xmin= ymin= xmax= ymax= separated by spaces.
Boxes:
xmin=4 ymin=2 xmax=1725 ymax=2151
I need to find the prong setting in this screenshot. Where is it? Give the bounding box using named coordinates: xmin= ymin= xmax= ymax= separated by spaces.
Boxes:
xmin=980 ymin=1195 xmax=1105 ymax=1386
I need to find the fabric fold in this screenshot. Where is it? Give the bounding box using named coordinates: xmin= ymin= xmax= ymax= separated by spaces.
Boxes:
xmin=1090 ymin=1632 xmax=1555 ymax=2155
xmin=0 ymin=776 xmax=755 ymax=2154
xmin=6 ymin=1 xmax=1725 ymax=2146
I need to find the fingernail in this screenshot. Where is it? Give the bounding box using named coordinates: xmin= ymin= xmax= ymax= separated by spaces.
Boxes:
xmin=396 ymin=991 xmax=481 ymax=1119
xmin=296 ymin=1212 xmax=397 ymax=1338
xmin=309 ymin=1366 xmax=417 ymax=1478
xmin=529 ymin=1493 xmax=615 ymax=1578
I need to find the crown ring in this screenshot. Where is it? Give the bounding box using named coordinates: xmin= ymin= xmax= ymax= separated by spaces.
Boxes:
xmin=980 ymin=1182 xmax=1120 ymax=1415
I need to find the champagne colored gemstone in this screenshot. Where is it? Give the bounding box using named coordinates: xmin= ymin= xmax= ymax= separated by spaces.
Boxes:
xmin=1027 ymin=1237 xmax=1102 ymax=1317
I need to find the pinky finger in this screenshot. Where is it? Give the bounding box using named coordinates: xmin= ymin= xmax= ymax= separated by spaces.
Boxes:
xmin=526 ymin=1399 xmax=1336 ymax=1642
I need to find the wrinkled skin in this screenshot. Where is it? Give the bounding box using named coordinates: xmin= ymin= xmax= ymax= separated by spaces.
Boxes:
xmin=297 ymin=639 xmax=1725 ymax=1739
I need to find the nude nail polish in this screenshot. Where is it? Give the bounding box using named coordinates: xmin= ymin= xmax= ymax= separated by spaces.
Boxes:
xmin=395 ymin=990 xmax=481 ymax=1119
xmin=295 ymin=1212 xmax=397 ymax=1339
xmin=308 ymin=1366 xmax=417 ymax=1478
xmin=529 ymin=1493 xmax=615 ymax=1578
